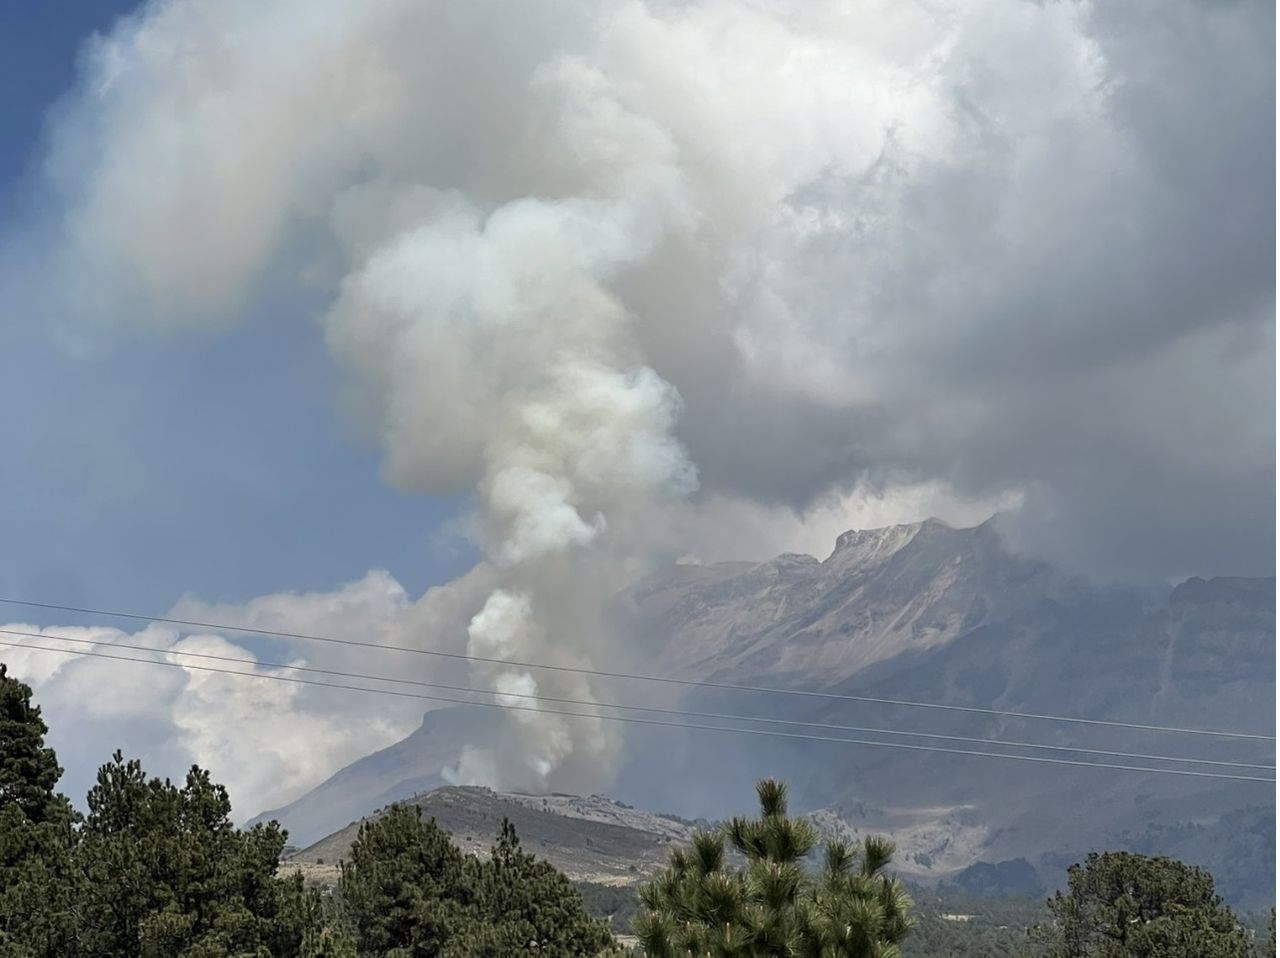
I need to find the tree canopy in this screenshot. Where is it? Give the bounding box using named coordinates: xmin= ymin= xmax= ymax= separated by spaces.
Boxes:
xmin=76 ymin=752 xmax=310 ymax=957
xmin=0 ymin=664 xmax=81 ymax=958
xmin=635 ymin=778 xmax=913 ymax=957
xmin=338 ymin=805 xmax=614 ymax=957
xmin=1032 ymin=850 xmax=1255 ymax=958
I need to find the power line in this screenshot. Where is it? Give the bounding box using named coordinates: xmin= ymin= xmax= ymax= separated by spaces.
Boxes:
xmin=2 ymin=626 xmax=1271 ymax=773
xmin=0 ymin=596 xmax=1272 ymax=742
xmin=0 ymin=638 xmax=1272 ymax=785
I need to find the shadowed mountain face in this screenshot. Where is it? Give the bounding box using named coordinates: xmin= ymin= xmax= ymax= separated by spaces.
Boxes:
xmin=611 ymin=518 xmax=1073 ymax=686
xmin=253 ymin=520 xmax=1276 ymax=906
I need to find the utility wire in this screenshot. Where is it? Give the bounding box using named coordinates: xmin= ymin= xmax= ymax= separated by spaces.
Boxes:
xmin=1 ymin=626 xmax=1270 ymax=773
xmin=0 ymin=638 xmax=1272 ymax=785
xmin=0 ymin=596 xmax=1272 ymax=742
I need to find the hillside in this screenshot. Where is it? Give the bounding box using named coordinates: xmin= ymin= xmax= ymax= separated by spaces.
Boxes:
xmin=285 ymin=785 xmax=699 ymax=886
xmin=613 ymin=518 xmax=1069 ymax=686
xmin=254 ymin=519 xmax=1276 ymax=906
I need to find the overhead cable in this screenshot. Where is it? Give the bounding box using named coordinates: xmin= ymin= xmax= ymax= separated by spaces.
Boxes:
xmin=0 ymin=626 xmax=1269 ymax=773
xmin=1 ymin=638 xmax=1272 ymax=785
xmin=0 ymin=597 xmax=1271 ymax=741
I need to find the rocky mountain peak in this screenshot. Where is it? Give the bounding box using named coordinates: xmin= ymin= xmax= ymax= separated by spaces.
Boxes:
xmin=826 ymin=517 xmax=1000 ymax=565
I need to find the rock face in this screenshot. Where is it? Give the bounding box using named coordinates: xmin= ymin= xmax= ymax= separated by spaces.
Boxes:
xmin=614 ymin=517 xmax=1067 ymax=686
xmin=254 ymin=519 xmax=1276 ymax=906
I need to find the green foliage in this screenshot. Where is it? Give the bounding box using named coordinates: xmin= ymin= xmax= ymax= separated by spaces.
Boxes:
xmin=1031 ymin=850 xmax=1255 ymax=957
xmin=0 ymin=665 xmax=71 ymax=823
xmin=580 ymin=882 xmax=1055 ymax=957
xmin=337 ymin=808 xmax=612 ymax=957
xmin=901 ymin=888 xmax=1046 ymax=957
xmin=284 ymin=880 xmax=358 ymax=958
xmin=77 ymin=752 xmax=311 ymax=958
xmin=338 ymin=803 xmax=470 ymax=957
xmin=577 ymin=880 xmax=645 ymax=933
xmin=0 ymin=664 xmax=81 ymax=958
xmin=634 ymin=778 xmax=913 ymax=957
xmin=449 ymin=818 xmax=615 ymax=957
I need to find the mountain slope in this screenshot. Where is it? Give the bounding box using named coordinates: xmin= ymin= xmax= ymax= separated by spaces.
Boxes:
xmin=256 ymin=519 xmax=1275 ymax=903
xmin=251 ymin=706 xmax=507 ymax=846
xmin=287 ymin=785 xmax=698 ymax=885
xmin=615 ymin=518 xmax=1068 ymax=685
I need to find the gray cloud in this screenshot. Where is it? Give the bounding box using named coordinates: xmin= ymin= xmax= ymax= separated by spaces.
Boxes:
xmin=4 ymin=0 xmax=1271 ymax=799
xmin=25 ymin=0 xmax=1271 ymax=585
xmin=616 ymin=0 xmax=1275 ymax=579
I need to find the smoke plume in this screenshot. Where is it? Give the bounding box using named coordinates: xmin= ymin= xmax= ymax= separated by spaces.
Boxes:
xmin=11 ymin=0 xmax=1273 ymax=794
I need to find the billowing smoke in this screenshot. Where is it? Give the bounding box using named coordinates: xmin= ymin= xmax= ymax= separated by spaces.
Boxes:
xmin=10 ymin=0 xmax=1272 ymax=795
xmin=45 ymin=0 xmax=723 ymax=791
xmin=322 ymin=176 xmax=699 ymax=786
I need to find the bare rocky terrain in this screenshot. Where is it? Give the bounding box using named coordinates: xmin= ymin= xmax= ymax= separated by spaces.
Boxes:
xmin=284 ymin=785 xmax=700 ymax=886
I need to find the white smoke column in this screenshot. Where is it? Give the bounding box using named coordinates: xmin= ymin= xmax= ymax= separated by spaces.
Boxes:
xmin=322 ymin=82 xmax=699 ymax=786
xmin=325 ymin=201 xmax=699 ymax=785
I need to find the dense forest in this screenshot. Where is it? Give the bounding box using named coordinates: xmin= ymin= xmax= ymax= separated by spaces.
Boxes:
xmin=1 ymin=663 xmax=1272 ymax=957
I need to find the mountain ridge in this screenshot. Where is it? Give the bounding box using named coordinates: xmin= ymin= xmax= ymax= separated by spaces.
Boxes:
xmin=251 ymin=519 xmax=1275 ymax=905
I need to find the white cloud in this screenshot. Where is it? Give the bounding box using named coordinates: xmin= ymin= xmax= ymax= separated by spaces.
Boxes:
xmin=2 ymin=565 xmax=495 ymax=821
xmin=676 ymin=481 xmax=1027 ymax=564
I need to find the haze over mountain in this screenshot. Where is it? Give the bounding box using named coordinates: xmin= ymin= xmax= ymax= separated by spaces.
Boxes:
xmin=254 ymin=519 xmax=1275 ymax=907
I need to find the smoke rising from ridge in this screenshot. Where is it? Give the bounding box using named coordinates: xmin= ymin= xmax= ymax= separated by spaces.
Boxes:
xmin=11 ymin=0 xmax=1274 ymax=790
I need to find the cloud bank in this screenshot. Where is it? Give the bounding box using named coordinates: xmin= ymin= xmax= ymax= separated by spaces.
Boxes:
xmin=3 ymin=567 xmax=496 ymax=818
xmin=34 ymin=0 xmax=1271 ymax=576
xmin=3 ymin=0 xmax=1272 ymax=809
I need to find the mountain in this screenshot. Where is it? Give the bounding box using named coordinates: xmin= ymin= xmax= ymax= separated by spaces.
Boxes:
xmin=253 ymin=519 xmax=1276 ymax=906
xmin=285 ymin=785 xmax=700 ymax=887
xmin=252 ymin=706 xmax=507 ymax=847
xmin=613 ymin=518 xmax=1069 ymax=686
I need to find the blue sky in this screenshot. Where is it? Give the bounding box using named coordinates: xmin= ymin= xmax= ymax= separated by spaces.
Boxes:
xmin=0 ymin=3 xmax=139 ymax=190
xmin=0 ymin=2 xmax=472 ymax=616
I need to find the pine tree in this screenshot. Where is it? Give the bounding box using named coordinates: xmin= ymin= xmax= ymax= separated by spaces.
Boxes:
xmin=77 ymin=752 xmax=307 ymax=957
xmin=0 ymin=664 xmax=70 ymax=823
xmin=0 ymin=663 xmax=81 ymax=958
xmin=281 ymin=876 xmax=358 ymax=958
xmin=338 ymin=806 xmax=618 ymax=957
xmin=1032 ymin=850 xmax=1254 ymax=958
xmin=338 ymin=803 xmax=471 ymax=957
xmin=448 ymin=818 xmax=614 ymax=957
xmin=634 ymin=778 xmax=913 ymax=957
